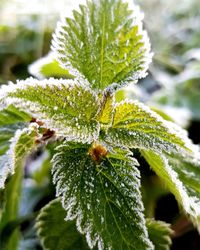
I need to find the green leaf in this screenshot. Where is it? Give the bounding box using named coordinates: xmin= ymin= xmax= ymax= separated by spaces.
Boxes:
xmin=0 ymin=125 xmax=37 ymax=189
xmin=0 ymin=126 xmax=19 ymax=186
xmin=36 ymin=199 xmax=92 ymax=250
xmin=0 ymin=125 xmax=38 ymax=250
xmin=0 ymin=78 xmax=100 ymax=144
xmin=142 ymin=150 xmax=200 ymax=231
xmin=0 ymin=105 xmax=31 ymax=155
xmin=0 ymin=106 xmax=31 ymax=188
xmin=146 ymin=219 xmax=173 ymax=250
xmin=102 ymin=100 xmax=191 ymax=155
xmin=29 ymin=52 xmax=73 ymax=79
xmin=0 ymin=124 xmax=22 ymax=156
xmin=52 ymin=143 xmax=153 ymax=249
xmin=0 ymin=105 xmax=31 ymax=127
xmin=52 ymin=0 xmax=152 ymax=90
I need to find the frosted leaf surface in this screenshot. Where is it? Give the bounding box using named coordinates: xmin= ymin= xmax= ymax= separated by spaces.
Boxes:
xmin=146 ymin=219 xmax=173 ymax=250
xmin=142 ymin=150 xmax=200 ymax=232
xmin=52 ymin=143 xmax=153 ymax=250
xmin=102 ymin=100 xmax=192 ymax=155
xmin=52 ymin=0 xmax=152 ymax=90
xmin=0 ymin=78 xmax=100 ymax=144
xmin=0 ymin=125 xmax=37 ymax=189
xmin=36 ymin=199 xmax=92 ymax=250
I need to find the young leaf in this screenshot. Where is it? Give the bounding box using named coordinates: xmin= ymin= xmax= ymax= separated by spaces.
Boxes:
xmin=0 ymin=78 xmax=100 ymax=143
xmin=146 ymin=219 xmax=173 ymax=250
xmin=52 ymin=0 xmax=152 ymax=90
xmin=102 ymin=100 xmax=191 ymax=155
xmin=36 ymin=199 xmax=92 ymax=250
xmin=28 ymin=52 xmax=72 ymax=79
xmin=142 ymin=150 xmax=200 ymax=232
xmin=52 ymin=143 xmax=153 ymax=250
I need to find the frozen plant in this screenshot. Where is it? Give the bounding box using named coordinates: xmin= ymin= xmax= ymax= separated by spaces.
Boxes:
xmin=0 ymin=0 xmax=200 ymax=249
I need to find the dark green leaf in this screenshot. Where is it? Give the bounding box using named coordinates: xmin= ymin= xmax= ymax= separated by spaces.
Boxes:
xmin=52 ymin=143 xmax=153 ymax=249
xmin=36 ymin=199 xmax=92 ymax=250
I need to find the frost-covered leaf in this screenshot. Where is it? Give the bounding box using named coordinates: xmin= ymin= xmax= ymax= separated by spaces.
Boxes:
xmin=0 ymin=125 xmax=38 ymax=189
xmin=28 ymin=52 xmax=72 ymax=79
xmin=102 ymin=100 xmax=191 ymax=155
xmin=0 ymin=105 xmax=30 ymax=155
xmin=0 ymin=78 xmax=100 ymax=143
xmin=0 ymin=125 xmax=38 ymax=250
xmin=0 ymin=106 xmax=31 ymax=189
xmin=36 ymin=199 xmax=92 ymax=250
xmin=147 ymin=219 xmax=173 ymax=250
xmin=52 ymin=143 xmax=153 ymax=250
xmin=142 ymin=150 xmax=200 ymax=232
xmin=12 ymin=125 xmax=38 ymax=170
xmin=52 ymin=0 xmax=152 ymax=90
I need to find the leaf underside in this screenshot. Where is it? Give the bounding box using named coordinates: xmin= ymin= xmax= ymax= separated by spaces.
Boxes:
xmin=52 ymin=143 xmax=153 ymax=250
xmin=52 ymin=0 xmax=151 ymax=90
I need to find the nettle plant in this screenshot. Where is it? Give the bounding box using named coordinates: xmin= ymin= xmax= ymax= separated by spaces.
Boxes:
xmin=0 ymin=0 xmax=200 ymax=249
